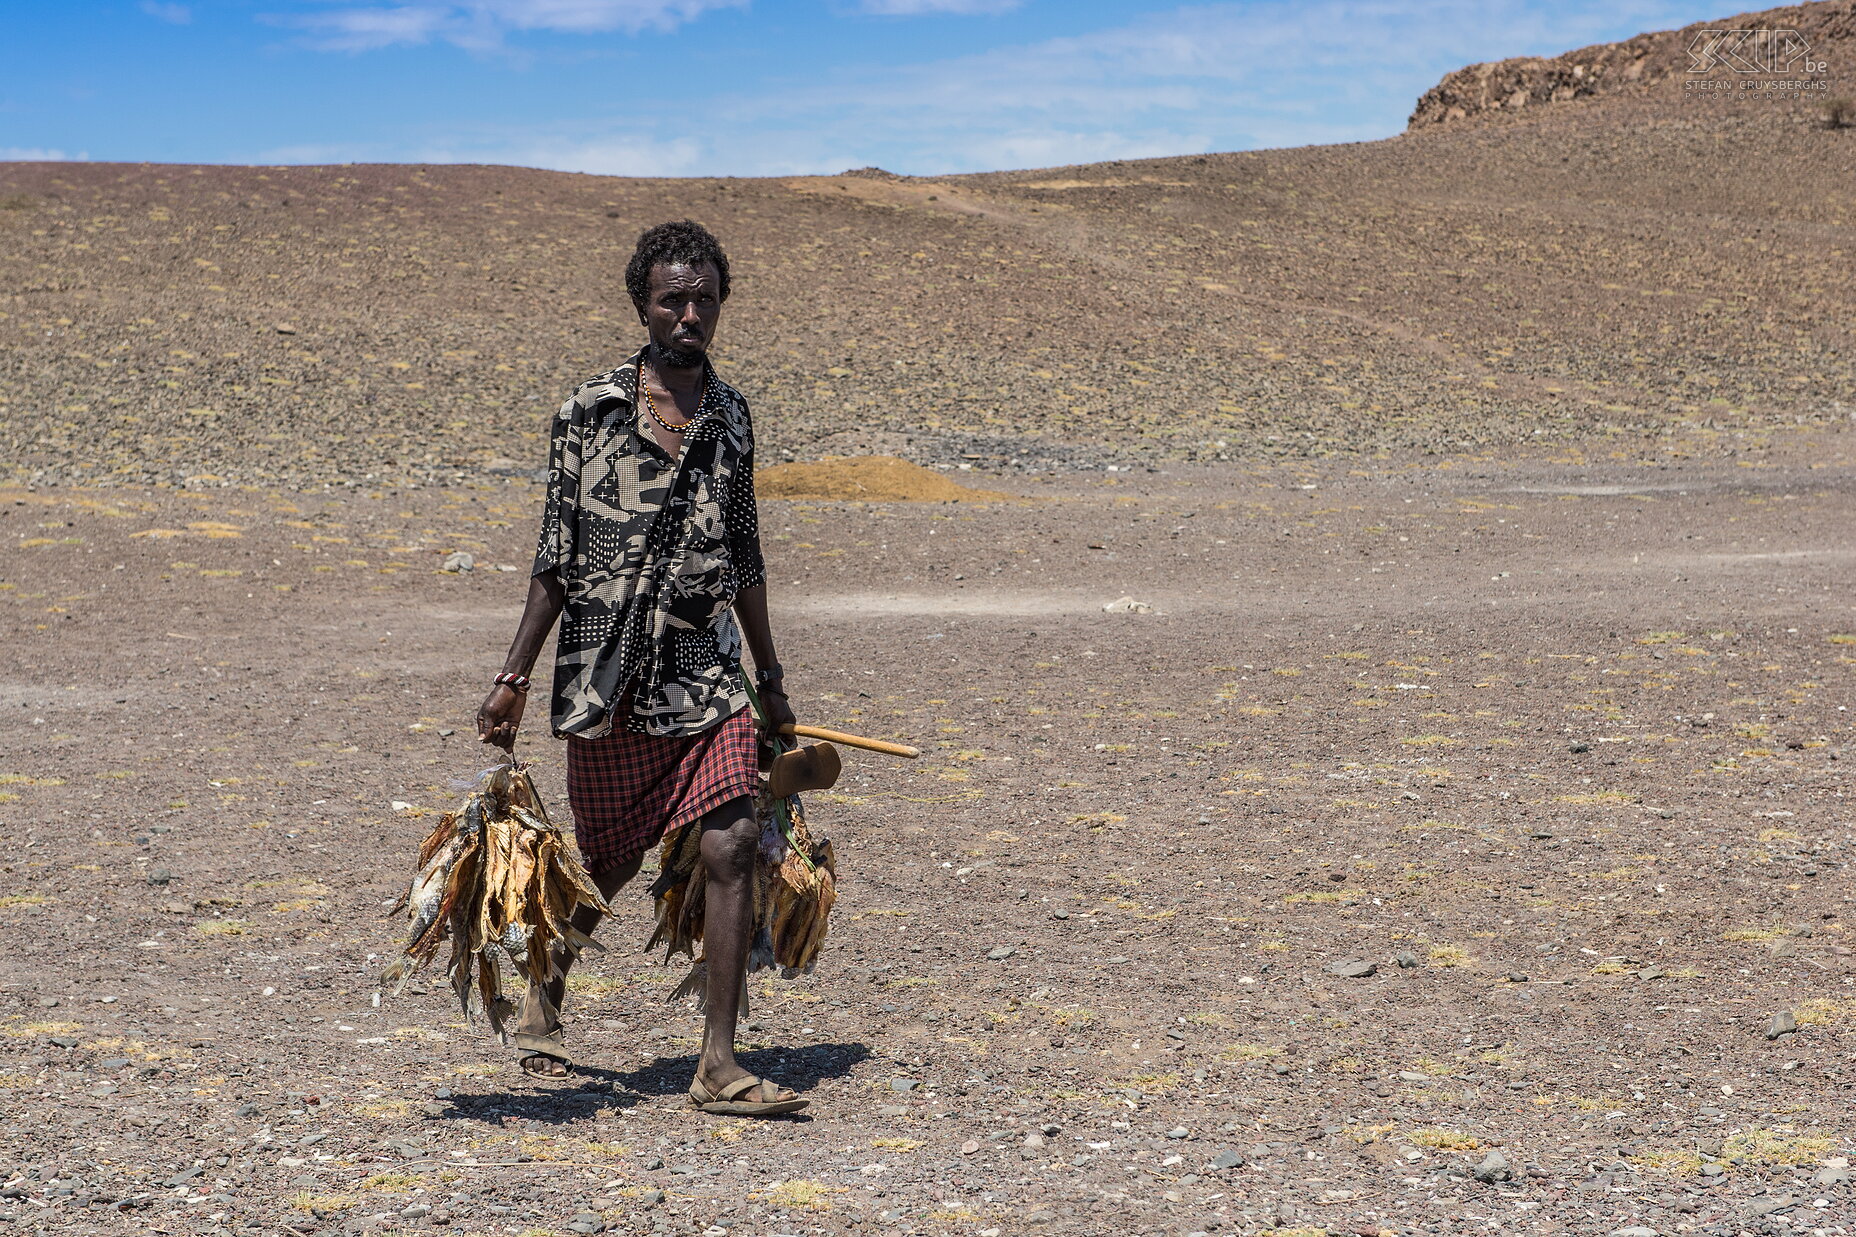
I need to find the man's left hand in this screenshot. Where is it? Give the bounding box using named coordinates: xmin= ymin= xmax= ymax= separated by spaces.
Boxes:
xmin=762 ymin=687 xmax=798 ymax=739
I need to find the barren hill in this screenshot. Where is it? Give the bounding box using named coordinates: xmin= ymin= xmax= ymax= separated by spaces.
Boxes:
xmin=1411 ymin=0 xmax=1853 ymax=127
xmin=1 ymin=2 xmax=1852 ymax=488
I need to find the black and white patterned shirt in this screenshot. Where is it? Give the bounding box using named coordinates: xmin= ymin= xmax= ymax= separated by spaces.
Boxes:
xmin=532 ymin=348 xmax=765 ymax=739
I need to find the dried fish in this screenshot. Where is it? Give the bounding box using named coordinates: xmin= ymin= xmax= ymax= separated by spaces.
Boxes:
xmin=648 ymin=786 xmax=838 ymax=1006
xmin=382 ymin=760 xmax=608 ymax=1030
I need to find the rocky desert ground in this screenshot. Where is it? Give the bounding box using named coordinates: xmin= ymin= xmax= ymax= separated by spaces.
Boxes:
xmin=0 ymin=3 xmax=1852 ymax=1237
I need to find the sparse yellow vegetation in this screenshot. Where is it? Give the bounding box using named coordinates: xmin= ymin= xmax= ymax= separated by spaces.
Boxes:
xmin=1408 ymin=1128 xmax=1480 ymax=1151
xmin=762 ymin=1180 xmax=843 ymax=1211
xmin=1284 ymin=888 xmax=1364 ymax=903
xmin=1222 ymin=1043 xmax=1283 ymax=1061
xmin=1722 ymin=1127 xmax=1835 ymax=1166
xmin=289 ymin=1192 xmax=359 ymax=1213
xmin=1795 ymin=998 xmax=1856 ymax=1027
xmin=1721 ymin=925 xmax=1790 ymax=943
xmin=194 ymin=919 xmax=249 ymax=936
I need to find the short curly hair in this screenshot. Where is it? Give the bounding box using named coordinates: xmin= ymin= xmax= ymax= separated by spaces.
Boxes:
xmin=625 ymin=220 xmax=731 ymax=314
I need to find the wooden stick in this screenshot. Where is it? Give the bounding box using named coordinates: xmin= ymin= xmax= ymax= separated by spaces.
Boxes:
xmin=781 ymin=723 xmax=920 ymax=759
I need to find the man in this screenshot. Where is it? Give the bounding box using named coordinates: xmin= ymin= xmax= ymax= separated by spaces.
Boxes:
xmin=474 ymin=220 xmax=805 ymax=1116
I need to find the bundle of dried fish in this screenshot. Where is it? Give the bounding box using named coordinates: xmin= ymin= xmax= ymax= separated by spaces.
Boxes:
xmin=381 ymin=760 xmax=609 ymax=1034
xmin=648 ymin=786 xmax=837 ymax=1009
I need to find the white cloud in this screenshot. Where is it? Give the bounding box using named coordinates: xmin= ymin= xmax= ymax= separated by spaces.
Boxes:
xmin=140 ymin=1 xmax=194 ymax=23
xmin=256 ymin=0 xmax=1727 ymax=175
xmin=858 ymin=0 xmax=1021 ymax=14
xmin=0 ymin=147 xmax=88 ymax=161
xmin=277 ymin=0 xmax=744 ymax=51
xmin=711 ymin=0 xmax=1713 ymax=170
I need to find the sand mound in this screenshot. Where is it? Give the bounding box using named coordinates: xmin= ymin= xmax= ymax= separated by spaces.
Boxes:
xmin=755 ymin=456 xmax=1012 ymax=502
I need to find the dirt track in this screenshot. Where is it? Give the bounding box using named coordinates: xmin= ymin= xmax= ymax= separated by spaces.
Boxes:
xmin=1 ymin=435 xmax=1851 ymax=1237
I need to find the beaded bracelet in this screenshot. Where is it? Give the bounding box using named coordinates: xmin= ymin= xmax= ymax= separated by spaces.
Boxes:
xmin=494 ymin=672 xmax=530 ymax=693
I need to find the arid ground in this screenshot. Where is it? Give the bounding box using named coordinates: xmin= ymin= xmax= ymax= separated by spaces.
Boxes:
xmin=1 ymin=441 xmax=1851 ymax=1237
xmin=2 ymin=3 xmax=1854 ymax=1235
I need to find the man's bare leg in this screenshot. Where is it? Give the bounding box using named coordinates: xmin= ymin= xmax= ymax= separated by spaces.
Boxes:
xmin=692 ymin=796 xmax=800 ymax=1106
xmin=511 ymin=852 xmax=642 ymax=1077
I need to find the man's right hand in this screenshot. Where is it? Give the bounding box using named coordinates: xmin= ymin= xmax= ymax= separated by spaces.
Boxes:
xmin=477 ymin=684 xmax=526 ymax=751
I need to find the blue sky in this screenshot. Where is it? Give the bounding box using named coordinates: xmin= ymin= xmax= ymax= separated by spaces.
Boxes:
xmin=2 ymin=0 xmax=1732 ymax=176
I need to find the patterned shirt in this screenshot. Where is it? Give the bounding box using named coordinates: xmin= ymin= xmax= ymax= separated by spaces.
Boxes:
xmin=532 ymin=348 xmax=765 ymax=739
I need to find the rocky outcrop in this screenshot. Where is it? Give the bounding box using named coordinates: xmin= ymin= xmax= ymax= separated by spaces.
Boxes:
xmin=1409 ymin=0 xmax=1853 ymax=128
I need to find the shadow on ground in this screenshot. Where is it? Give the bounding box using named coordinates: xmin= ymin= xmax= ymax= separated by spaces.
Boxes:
xmin=431 ymin=1042 xmax=869 ymax=1126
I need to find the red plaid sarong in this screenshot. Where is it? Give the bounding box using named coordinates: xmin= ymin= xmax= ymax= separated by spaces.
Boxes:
xmin=564 ymin=707 xmax=760 ymax=878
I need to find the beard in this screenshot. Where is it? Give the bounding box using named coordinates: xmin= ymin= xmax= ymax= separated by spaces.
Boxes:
xmin=654 ymin=340 xmax=706 ymax=369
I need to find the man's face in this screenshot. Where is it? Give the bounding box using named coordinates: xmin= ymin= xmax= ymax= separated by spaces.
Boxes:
xmin=639 ymin=260 xmax=722 ymax=368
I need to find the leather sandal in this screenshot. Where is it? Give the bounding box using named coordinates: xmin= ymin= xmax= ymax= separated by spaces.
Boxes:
xmin=687 ymin=1074 xmax=808 ymax=1116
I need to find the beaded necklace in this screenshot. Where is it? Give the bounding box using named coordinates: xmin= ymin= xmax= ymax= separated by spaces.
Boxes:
xmin=639 ymin=357 xmax=706 ymax=434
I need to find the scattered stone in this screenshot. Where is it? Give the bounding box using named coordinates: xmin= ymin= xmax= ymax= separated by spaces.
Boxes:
xmin=1473 ymin=1149 xmax=1513 ymax=1183
xmin=1765 ymin=1010 xmax=1798 ymax=1040
xmin=642 ymin=1155 xmax=662 ymax=1170
xmin=1746 ymin=1195 xmax=1797 ymax=1217
xmin=639 ymin=1189 xmax=664 ymax=1205
xmin=567 ymin=1211 xmax=604 ymax=1234
xmin=1698 ymin=1161 xmax=1725 ymax=1178
xmin=1638 ymin=966 xmax=1665 ymax=980
xmin=1569 ymin=742 xmax=1591 ymax=753
xmin=1050 ymin=909 xmax=1069 ymax=919
xmin=400 ymin=1203 xmax=431 ymax=1219
xmin=1815 ymin=1159 xmax=1851 ymax=1186
xmin=146 ymin=868 xmax=173 ymax=886
xmin=1610 ymin=1227 xmax=1658 ymax=1237
xmin=986 ymin=946 xmax=1016 ymax=960
xmin=960 ymin=1139 xmax=980 ymax=1155
xmin=1210 ymin=1149 xmax=1244 ymax=1170
xmin=1024 ymin=1210 xmax=1055 ymax=1223
xmin=48 ymin=1036 xmax=78 ymax=1049
xmin=1165 ymin=1127 xmax=1189 ymax=1139
xmin=1395 ymin=950 xmax=1422 ymax=969
xmin=441 ymin=552 xmax=474 ymax=573
xmin=1101 ymin=596 xmax=1152 ymax=614
xmin=889 ymin=1077 xmax=920 ymax=1093
xmin=1506 ymin=972 xmax=1530 ymax=983
xmin=1326 ymin=958 xmax=1377 ymax=978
